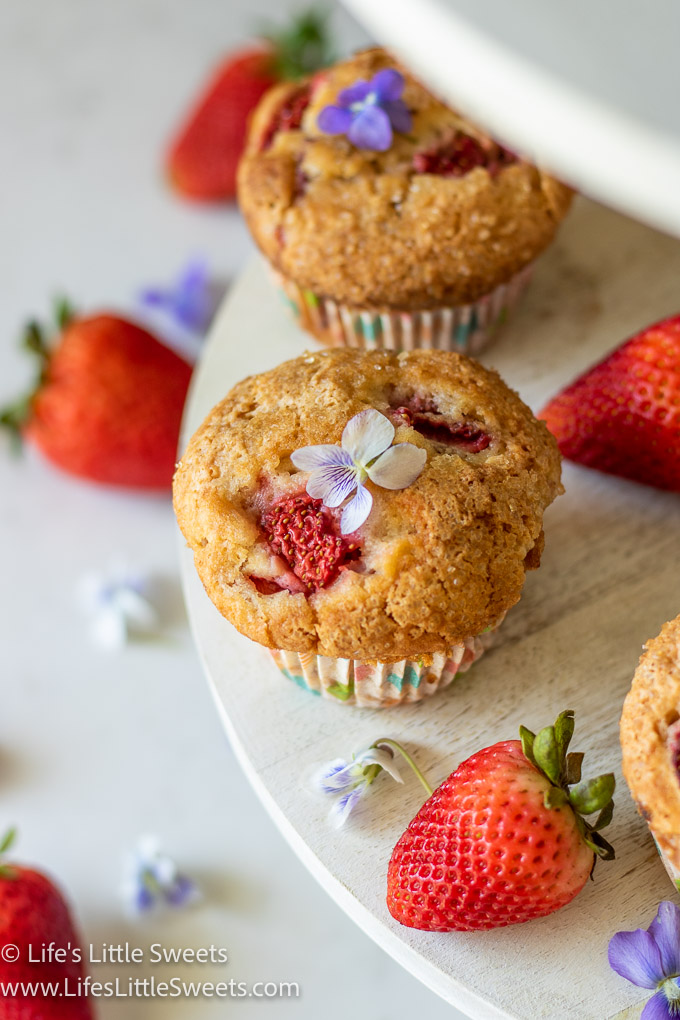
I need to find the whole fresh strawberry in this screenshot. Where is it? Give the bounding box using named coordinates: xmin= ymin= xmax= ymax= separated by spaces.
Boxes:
xmin=387 ymin=711 xmax=615 ymax=931
xmin=0 ymin=301 xmax=192 ymax=490
xmin=0 ymin=830 xmax=94 ymax=1018
xmin=166 ymin=9 xmax=333 ymax=201
xmin=540 ymin=314 xmax=680 ymax=491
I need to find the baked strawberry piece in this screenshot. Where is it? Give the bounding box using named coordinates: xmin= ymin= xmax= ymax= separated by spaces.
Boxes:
xmin=541 ymin=313 xmax=680 ymax=491
xmin=413 ymin=132 xmax=516 ymax=178
xmin=391 ymin=404 xmax=491 ymax=453
xmin=261 ymin=493 xmax=360 ymax=592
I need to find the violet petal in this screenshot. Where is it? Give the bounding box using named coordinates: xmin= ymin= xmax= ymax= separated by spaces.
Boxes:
xmin=165 ymin=874 xmax=198 ymax=908
xmin=306 ymin=464 xmax=358 ymax=506
xmin=641 ymin=989 xmax=674 ymax=1020
xmin=649 ymin=902 xmax=680 ymax=979
xmin=384 ymin=99 xmax=413 ymax=134
xmin=608 ymin=928 xmax=666 ymax=988
xmin=317 ymin=105 xmax=353 ymax=135
xmin=135 ymin=884 xmax=156 ymax=913
xmin=340 ymin=483 xmax=372 ymax=534
xmin=337 ymin=80 xmax=372 ymax=106
xmin=329 ymin=785 xmax=363 ymax=829
xmin=314 ymin=759 xmax=355 ymax=794
xmin=366 ymin=442 xmax=427 ymax=490
xmin=348 ymin=106 xmax=393 ymax=152
xmin=342 ymin=408 xmax=394 ymax=465
xmin=371 ymin=68 xmax=405 ymax=102
xmin=357 ymin=747 xmax=404 ymax=784
xmin=291 ymin=444 xmax=354 ymax=471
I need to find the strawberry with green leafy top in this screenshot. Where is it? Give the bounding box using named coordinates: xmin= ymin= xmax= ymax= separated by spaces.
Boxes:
xmin=166 ymin=9 xmax=333 ymax=201
xmin=0 ymin=300 xmax=191 ymax=490
xmin=0 ymin=829 xmax=94 ymax=1018
xmin=387 ymin=711 xmax=615 ymax=932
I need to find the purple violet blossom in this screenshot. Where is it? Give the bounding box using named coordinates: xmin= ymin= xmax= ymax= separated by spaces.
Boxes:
xmin=609 ymin=901 xmax=680 ymax=1018
xmin=121 ymin=836 xmax=200 ymax=917
xmin=138 ymin=260 xmax=223 ymax=363
xmin=313 ymin=746 xmax=404 ymax=829
xmin=141 ymin=260 xmax=215 ymax=332
xmin=291 ymin=408 xmax=426 ymax=534
xmin=317 ymin=68 xmax=412 ymax=151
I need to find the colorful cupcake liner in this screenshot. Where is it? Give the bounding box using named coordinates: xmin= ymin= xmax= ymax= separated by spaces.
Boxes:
xmin=272 ymin=267 xmax=533 ymax=355
xmin=268 ymin=619 xmax=503 ymax=708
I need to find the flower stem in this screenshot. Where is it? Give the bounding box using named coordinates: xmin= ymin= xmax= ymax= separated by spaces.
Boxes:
xmin=372 ymin=739 xmax=433 ymax=797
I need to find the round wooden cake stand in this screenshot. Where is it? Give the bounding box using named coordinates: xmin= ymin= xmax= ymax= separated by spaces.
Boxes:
xmin=179 ymin=199 xmax=680 ymax=1019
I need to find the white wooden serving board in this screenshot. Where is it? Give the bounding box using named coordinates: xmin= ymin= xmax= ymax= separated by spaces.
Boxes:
xmin=178 ymin=198 xmax=680 ymax=1020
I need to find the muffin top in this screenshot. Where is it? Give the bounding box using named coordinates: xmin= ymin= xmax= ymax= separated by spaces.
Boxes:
xmin=621 ymin=615 xmax=680 ymax=869
xmin=237 ymin=47 xmax=573 ymax=310
xmin=174 ymin=348 xmax=562 ymax=661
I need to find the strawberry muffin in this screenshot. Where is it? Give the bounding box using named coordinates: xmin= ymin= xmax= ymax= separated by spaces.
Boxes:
xmin=621 ymin=614 xmax=680 ymax=890
xmin=174 ymin=348 xmax=562 ymax=707
xmin=237 ymin=47 xmax=573 ymax=354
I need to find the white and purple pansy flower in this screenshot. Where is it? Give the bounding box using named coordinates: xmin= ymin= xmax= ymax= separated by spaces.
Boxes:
xmin=291 ymin=408 xmax=427 ymax=535
xmin=313 ymin=746 xmax=404 ymax=829
xmin=608 ymin=901 xmax=680 ymax=1018
xmin=317 ymin=69 xmax=412 ymax=151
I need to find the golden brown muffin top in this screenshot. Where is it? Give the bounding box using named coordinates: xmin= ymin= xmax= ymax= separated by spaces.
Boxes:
xmin=174 ymin=349 xmax=562 ymax=661
xmin=621 ymin=614 xmax=680 ymax=869
xmin=237 ymin=47 xmax=573 ymax=310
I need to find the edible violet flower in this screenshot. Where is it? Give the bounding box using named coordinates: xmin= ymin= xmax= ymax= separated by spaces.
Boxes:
xmin=291 ymin=408 xmax=426 ymax=534
xmin=313 ymin=746 xmax=404 ymax=829
xmin=76 ymin=562 xmax=157 ymax=651
xmin=121 ymin=836 xmax=200 ymax=917
xmin=609 ymin=901 xmax=680 ymax=1018
xmin=317 ymin=69 xmax=412 ymax=151
xmin=138 ymin=260 xmax=222 ymax=363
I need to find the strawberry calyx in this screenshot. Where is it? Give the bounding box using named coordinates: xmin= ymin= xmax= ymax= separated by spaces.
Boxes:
xmin=0 ymin=298 xmax=76 ymax=446
xmin=260 ymin=8 xmax=334 ymax=81
xmin=519 ymin=710 xmax=615 ymax=863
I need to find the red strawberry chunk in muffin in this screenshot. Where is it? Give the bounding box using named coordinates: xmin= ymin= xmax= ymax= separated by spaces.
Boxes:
xmin=262 ymin=494 xmax=360 ymax=592
xmin=392 ymin=404 xmax=490 ymax=453
xmin=413 ymin=132 xmax=516 ymax=178
xmin=260 ymin=84 xmax=312 ymax=150
xmin=668 ymin=720 xmax=680 ymax=781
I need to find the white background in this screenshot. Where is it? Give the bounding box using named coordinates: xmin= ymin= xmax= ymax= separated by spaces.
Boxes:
xmin=0 ymin=0 xmax=465 ymax=1017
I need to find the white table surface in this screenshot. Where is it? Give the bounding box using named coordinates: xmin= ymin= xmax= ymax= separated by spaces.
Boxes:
xmin=0 ymin=1 xmax=464 ymax=1017
xmin=345 ymin=0 xmax=680 ymax=237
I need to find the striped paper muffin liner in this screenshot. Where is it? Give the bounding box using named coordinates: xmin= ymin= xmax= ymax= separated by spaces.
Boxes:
xmin=272 ymin=266 xmax=533 ymax=355
xmin=268 ymin=618 xmax=503 ymax=708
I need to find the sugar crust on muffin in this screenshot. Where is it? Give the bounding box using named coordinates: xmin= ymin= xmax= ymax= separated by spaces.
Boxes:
xmin=237 ymin=47 xmax=573 ymax=310
xmin=621 ymin=614 xmax=680 ymax=868
xmin=174 ymin=349 xmax=562 ymax=661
